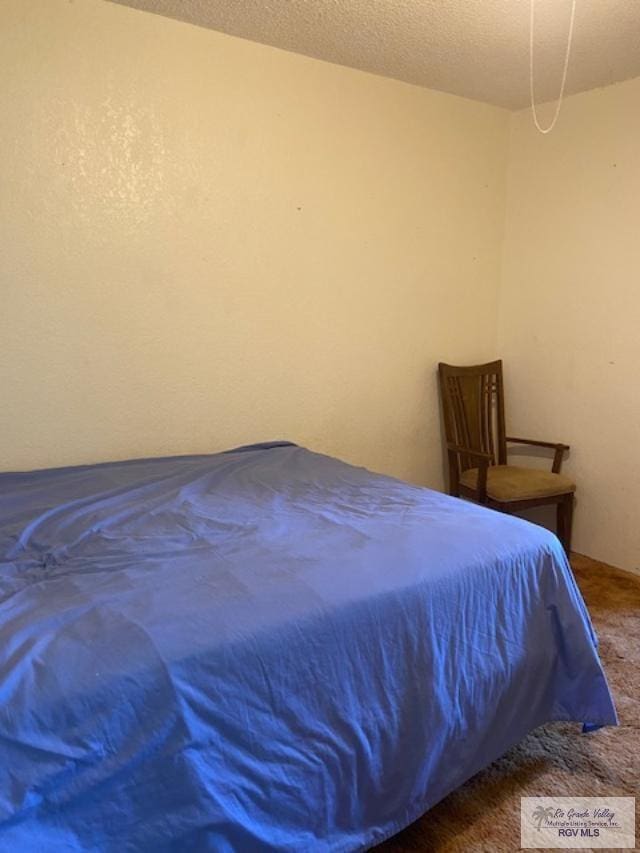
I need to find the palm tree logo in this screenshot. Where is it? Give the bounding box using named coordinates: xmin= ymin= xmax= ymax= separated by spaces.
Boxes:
xmin=532 ymin=806 xmax=555 ymax=831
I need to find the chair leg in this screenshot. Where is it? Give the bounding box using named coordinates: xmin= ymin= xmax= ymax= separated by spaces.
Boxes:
xmin=447 ymin=450 xmax=460 ymax=498
xmin=556 ymin=494 xmax=574 ymax=556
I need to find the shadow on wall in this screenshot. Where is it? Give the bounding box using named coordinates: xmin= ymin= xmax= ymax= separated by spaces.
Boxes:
xmin=512 ymin=502 xmax=558 ymax=535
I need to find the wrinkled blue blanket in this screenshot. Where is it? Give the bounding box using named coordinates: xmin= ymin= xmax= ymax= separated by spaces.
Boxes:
xmin=0 ymin=442 xmax=616 ymax=851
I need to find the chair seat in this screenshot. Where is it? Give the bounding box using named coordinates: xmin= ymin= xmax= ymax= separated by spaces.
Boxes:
xmin=460 ymin=465 xmax=576 ymax=503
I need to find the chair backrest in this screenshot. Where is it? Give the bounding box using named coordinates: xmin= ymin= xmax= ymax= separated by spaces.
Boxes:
xmin=438 ymin=360 xmax=507 ymax=473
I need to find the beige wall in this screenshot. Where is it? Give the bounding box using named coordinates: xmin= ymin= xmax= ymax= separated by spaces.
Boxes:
xmin=2 ymin=1 xmax=637 ymax=572
xmin=499 ymin=77 xmax=640 ymax=573
xmin=0 ymin=0 xmax=508 ymax=487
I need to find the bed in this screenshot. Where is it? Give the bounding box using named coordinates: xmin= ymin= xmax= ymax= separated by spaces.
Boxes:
xmin=0 ymin=441 xmax=617 ymax=851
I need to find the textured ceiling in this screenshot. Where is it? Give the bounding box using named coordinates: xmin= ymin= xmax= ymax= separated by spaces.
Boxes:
xmin=109 ymin=0 xmax=640 ymax=109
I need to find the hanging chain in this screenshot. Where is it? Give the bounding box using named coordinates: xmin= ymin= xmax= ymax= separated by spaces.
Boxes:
xmin=529 ymin=0 xmax=577 ymax=134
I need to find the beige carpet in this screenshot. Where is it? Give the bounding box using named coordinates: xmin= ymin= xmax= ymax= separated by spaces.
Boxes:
xmin=377 ymin=554 xmax=640 ymax=852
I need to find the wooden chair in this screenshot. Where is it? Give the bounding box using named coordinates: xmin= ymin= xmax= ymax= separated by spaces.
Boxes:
xmin=438 ymin=360 xmax=575 ymax=554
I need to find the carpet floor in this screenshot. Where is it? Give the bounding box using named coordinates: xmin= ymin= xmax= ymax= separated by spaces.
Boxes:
xmin=376 ymin=554 xmax=639 ymax=852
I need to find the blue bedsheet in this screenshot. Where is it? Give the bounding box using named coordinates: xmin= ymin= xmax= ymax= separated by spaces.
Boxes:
xmin=0 ymin=442 xmax=617 ymax=851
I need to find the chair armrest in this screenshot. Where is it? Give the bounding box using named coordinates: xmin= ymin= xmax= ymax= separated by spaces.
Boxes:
xmin=446 ymin=443 xmax=493 ymax=461
xmin=446 ymin=444 xmax=491 ymax=503
xmin=506 ymin=437 xmax=570 ymax=474
xmin=506 ymin=436 xmax=570 ymax=450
